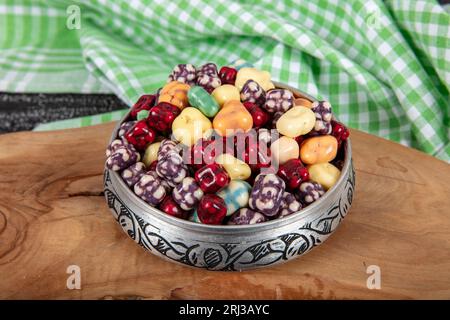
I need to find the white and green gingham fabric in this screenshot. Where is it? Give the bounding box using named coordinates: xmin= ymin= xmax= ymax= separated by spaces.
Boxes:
xmin=0 ymin=0 xmax=449 ymax=161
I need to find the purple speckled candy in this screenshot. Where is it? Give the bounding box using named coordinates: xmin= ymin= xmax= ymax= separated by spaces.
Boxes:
xmin=197 ymin=63 xmax=218 ymax=77
xmin=240 ymin=80 xmax=266 ymax=107
xmin=227 ymin=208 xmax=267 ymax=225
xmin=134 ymin=173 xmax=166 ymax=206
xmin=196 ymin=73 xmax=221 ymax=94
xmin=278 ymin=192 xmax=302 ymax=218
xmin=106 ymin=138 xmax=128 ymax=157
xmin=172 ymin=177 xmax=204 ymax=211
xmin=118 ymin=120 xmax=137 ymax=137
xmin=168 ymin=64 xmax=197 ymax=86
xmin=297 ymin=181 xmax=325 ymax=206
xmin=106 ymin=146 xmax=139 ymax=171
xmin=157 ymin=139 xmax=178 ymax=161
xmin=249 ymin=173 xmax=285 ymax=217
xmin=156 ymin=150 xmax=188 ymax=187
xmin=147 ymin=170 xmax=172 ymax=194
xmin=121 ymin=162 xmax=146 ymax=187
xmin=311 ymin=101 xmax=332 ymax=135
xmin=264 ymin=89 xmax=294 ymax=114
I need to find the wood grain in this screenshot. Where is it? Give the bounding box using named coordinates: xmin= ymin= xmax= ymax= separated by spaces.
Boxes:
xmin=0 ymin=123 xmax=449 ymax=299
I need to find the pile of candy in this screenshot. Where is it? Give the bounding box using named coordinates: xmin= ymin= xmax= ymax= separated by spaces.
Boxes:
xmin=106 ymin=63 xmax=349 ymax=225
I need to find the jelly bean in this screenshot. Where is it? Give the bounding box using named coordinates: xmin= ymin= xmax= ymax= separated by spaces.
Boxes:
xmin=235 ymin=67 xmax=275 ymax=92
xmin=172 ymin=107 xmax=212 ymax=146
xmin=211 ymin=84 xmax=240 ymax=108
xmin=277 ymin=159 xmax=309 ymax=190
xmin=118 ymin=121 xmax=136 ymax=137
xmin=218 ymin=66 xmax=237 ymax=85
xmin=300 ymin=135 xmax=338 ymax=165
xmin=294 ymin=98 xmax=312 ymax=108
xmin=194 ymin=163 xmax=230 ymax=193
xmin=307 ymin=163 xmax=340 ymax=190
xmin=106 ymin=145 xmax=139 ymax=171
xmin=147 ymin=102 xmax=180 ymax=132
xmin=142 ymin=142 xmax=161 ymax=167
xmin=311 ymin=101 xmax=332 ymax=135
xmin=156 ymin=150 xmax=189 ymax=187
xmin=212 ymin=100 xmax=253 ymax=137
xmin=215 ymin=153 xmax=252 ymax=181
xmin=297 ymin=181 xmax=325 ymax=205
xmin=159 ymin=195 xmax=190 ymax=219
xmin=187 ymin=86 xmax=220 ymax=117
xmin=228 ymin=208 xmax=267 ymax=225
xmin=217 ymin=180 xmax=252 ymax=216
xmin=121 ymin=162 xmax=146 ymax=187
xmin=278 ymin=191 xmax=302 ymax=218
xmin=134 ymin=173 xmax=166 ymax=206
xmin=249 ymin=173 xmax=285 ymax=217
xmin=276 ymin=106 xmax=316 ymax=138
xmin=197 ymin=194 xmax=227 ymax=225
xmin=168 ymin=64 xmax=197 ymax=86
xmin=270 ymin=136 xmax=299 ymax=165
xmin=172 ymin=177 xmax=204 ymax=211
xmin=264 ymin=89 xmax=294 ymax=114
xmin=240 ymin=80 xmax=266 ymax=107
xmin=124 ymin=120 xmax=156 ymax=151
xmin=130 ymin=94 xmax=156 ymax=119
xmin=158 ymin=81 xmax=190 ymax=110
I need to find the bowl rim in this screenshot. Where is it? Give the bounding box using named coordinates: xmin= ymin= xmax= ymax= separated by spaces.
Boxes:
xmin=106 ymin=82 xmax=352 ymax=233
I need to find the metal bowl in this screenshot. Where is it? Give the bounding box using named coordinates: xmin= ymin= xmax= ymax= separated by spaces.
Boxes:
xmin=103 ymin=83 xmax=355 ymax=271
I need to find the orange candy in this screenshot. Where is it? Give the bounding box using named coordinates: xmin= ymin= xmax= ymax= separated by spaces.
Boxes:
xmin=158 ymin=81 xmax=190 ymax=110
xmin=212 ymin=100 xmax=253 ymax=137
xmin=300 ymin=135 xmax=338 ymax=165
xmin=294 ymin=98 xmax=312 ymax=108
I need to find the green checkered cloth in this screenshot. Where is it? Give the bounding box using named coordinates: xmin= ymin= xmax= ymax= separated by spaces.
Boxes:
xmin=1 ymin=0 xmax=449 ymax=161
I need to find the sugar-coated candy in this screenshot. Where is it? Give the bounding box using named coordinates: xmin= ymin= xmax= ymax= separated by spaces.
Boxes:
xmin=240 ymin=80 xmax=266 ymax=107
xmin=172 ymin=107 xmax=212 ymax=146
xmin=270 ymin=136 xmax=299 ymax=165
xmin=278 ymin=192 xmax=302 ymax=218
xmin=276 ymin=106 xmax=315 ymax=138
xmin=130 ymin=94 xmax=156 ymax=119
xmin=212 ymin=100 xmax=253 ymax=137
xmin=297 ymin=181 xmax=325 ymax=205
xmin=197 ymin=62 xmax=219 ymax=76
xmin=249 ymin=173 xmax=285 ymax=217
xmin=197 ymin=194 xmax=227 ymax=225
xmin=147 ymin=102 xmax=181 ymax=132
xmin=227 ymin=208 xmax=267 ymax=225
xmin=124 ymin=120 xmax=156 ymax=151
xmin=158 ymin=81 xmax=190 ymax=110
xmin=277 ymin=159 xmax=309 ymax=190
xmin=118 ymin=121 xmax=136 ymax=137
xmin=172 ymin=177 xmax=204 ymax=211
xmin=106 ymin=146 xmax=139 ymax=171
xmin=215 ymin=153 xmax=251 ymax=181
xmin=264 ymin=89 xmax=294 ymax=114
xmin=187 ymin=86 xmax=220 ymax=117
xmin=331 ymin=120 xmax=350 ymax=148
xmin=235 ymin=67 xmax=274 ymax=92
xmin=189 ymin=210 xmax=202 ymax=223
xmin=194 ymin=163 xmax=230 ymax=193
xmin=271 ymin=111 xmax=284 ymax=129
xmin=307 ymin=162 xmax=340 ymax=190
xmin=159 ymin=196 xmax=190 ymax=219
xmin=217 ymin=180 xmax=252 ymax=216
xmin=148 ymin=160 xmax=158 ymax=171
xmin=106 ymin=138 xmax=127 ymax=157
xmin=142 ymin=142 xmax=161 ymax=167
xmin=218 ymin=66 xmax=237 ymax=85
xmin=242 ymin=102 xmax=270 ymax=128
xmin=189 ymin=138 xmax=218 ymax=169
xmin=147 ymin=170 xmax=172 ymax=193
xmin=156 ymin=150 xmax=188 ymax=187
xmin=120 ymin=162 xmax=146 ymax=187
xmin=134 ymin=173 xmax=166 ymax=206
xmin=167 ymin=64 xmax=197 ymax=86
xmin=211 ymin=84 xmax=240 ymax=108
xmin=196 ymin=64 xmax=221 ymax=94
xmin=157 ymin=139 xmax=178 ymax=161
xmin=294 ymin=98 xmax=312 ymax=108
xmin=300 ymin=135 xmax=338 ymax=165
xmin=311 ymin=101 xmax=332 ymax=135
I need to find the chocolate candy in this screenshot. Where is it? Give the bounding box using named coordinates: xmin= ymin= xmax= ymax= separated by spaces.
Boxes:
xmin=159 ymin=196 xmax=190 ymax=219
xmin=134 ymin=173 xmax=166 ymax=206
xmin=167 ymin=63 xmax=197 ymax=86
xmin=188 ymin=86 xmax=220 ymax=117
xmin=278 ymin=192 xmax=302 ymax=218
xmin=156 ymin=150 xmax=188 ymax=187
xmin=240 ymin=80 xmax=266 ymax=107
xmin=311 ymin=101 xmax=332 ymax=135
xmin=106 ymin=145 xmax=139 ymax=171
xmin=217 ymin=180 xmax=252 ymax=216
xmin=218 ymin=66 xmax=237 ymax=85
xmin=249 ymin=173 xmax=285 ymax=217
xmin=172 ymin=177 xmax=204 ymax=211
xmin=124 ymin=120 xmax=156 ymax=151
xmin=264 ymin=89 xmax=294 ymax=114
xmin=121 ymin=162 xmax=146 ymax=187
xmin=277 ymin=159 xmax=309 ymax=190
xmin=228 ymin=208 xmax=267 ymax=225
xmin=147 ymin=102 xmax=180 ymax=132
xmin=130 ymin=94 xmax=156 ymax=119
xmin=194 ymin=163 xmax=230 ymax=193
xmin=197 ymin=194 xmax=227 ymax=225
xmin=118 ymin=121 xmax=137 ymax=137
xmin=297 ymin=181 xmax=325 ymax=206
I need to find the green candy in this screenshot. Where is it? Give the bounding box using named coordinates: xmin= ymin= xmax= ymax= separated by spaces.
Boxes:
xmin=187 ymin=86 xmax=219 ymax=118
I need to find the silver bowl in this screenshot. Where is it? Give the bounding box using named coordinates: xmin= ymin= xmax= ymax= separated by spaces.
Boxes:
xmin=103 ymin=83 xmax=355 ymax=271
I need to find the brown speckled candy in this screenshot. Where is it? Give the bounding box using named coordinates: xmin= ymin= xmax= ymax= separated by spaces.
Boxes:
xmin=278 ymin=191 xmax=302 ymax=218
xmin=311 ymin=101 xmax=332 ymax=135
xmin=121 ymin=162 xmax=146 ymax=187
xmin=297 ymin=181 xmax=325 ymax=206
xmin=227 ymin=208 xmax=267 ymax=225
xmin=172 ymin=177 xmax=204 ymax=211
xmin=264 ymin=89 xmax=294 ymax=114
xmin=134 ymin=173 xmax=166 ymax=206
xmin=156 ymin=150 xmax=189 ymax=187
xmin=240 ymin=80 xmax=266 ymax=107
xmin=106 ymin=145 xmax=139 ymax=171
xmin=157 ymin=139 xmax=178 ymax=161
xmin=168 ymin=64 xmax=197 ymax=86
xmin=249 ymin=173 xmax=285 ymax=217
xmin=118 ymin=121 xmax=137 ymax=137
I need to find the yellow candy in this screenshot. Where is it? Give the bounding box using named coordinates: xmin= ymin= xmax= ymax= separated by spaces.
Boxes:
xmin=276 ymin=106 xmax=315 ymax=138
xmin=158 ymin=81 xmax=190 ymax=110
xmin=211 ymin=85 xmax=240 ymax=108
xmin=172 ymin=107 xmax=212 ymax=146
xmin=300 ymin=135 xmax=338 ymax=165
xmin=235 ymin=67 xmax=275 ymax=92
xmin=212 ymin=100 xmax=253 ymax=137
xmin=215 ymin=153 xmax=251 ymax=180
xmin=294 ymin=98 xmax=313 ymax=108
xmin=308 ymin=163 xmax=341 ymax=190
xmin=142 ymin=142 xmax=161 ymax=167
xmin=270 ymin=136 xmax=299 ymax=165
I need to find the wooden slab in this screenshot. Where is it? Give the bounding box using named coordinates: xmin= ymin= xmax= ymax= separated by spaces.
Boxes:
xmin=0 ymin=123 xmax=449 ymax=299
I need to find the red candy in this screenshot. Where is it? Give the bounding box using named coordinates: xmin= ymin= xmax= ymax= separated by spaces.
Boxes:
xmin=125 ymin=120 xmax=156 ymax=151
xmin=331 ymin=120 xmax=350 ymax=147
xmin=190 ymin=138 xmax=217 ymax=169
xmin=194 ymin=163 xmax=230 ymax=193
xmin=243 ymin=102 xmax=270 ymax=128
xmin=197 ymin=194 xmax=227 ymax=225
xmin=147 ymin=102 xmax=180 ymax=132
xmin=159 ymin=196 xmax=189 ymax=219
xmin=277 ymin=159 xmax=309 ymax=190
xmin=218 ymin=66 xmax=237 ymax=85
xmin=130 ymin=94 xmax=156 ymax=119
xmin=148 ymin=160 xmax=158 ymax=171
